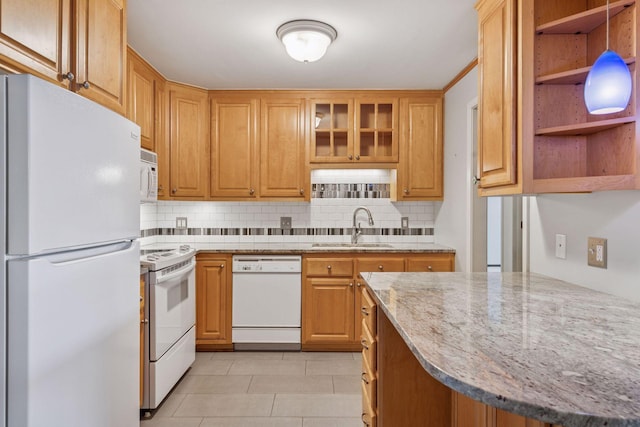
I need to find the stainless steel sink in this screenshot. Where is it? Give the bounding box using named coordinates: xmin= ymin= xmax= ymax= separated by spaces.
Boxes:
xmin=311 ymin=243 xmax=394 ymax=248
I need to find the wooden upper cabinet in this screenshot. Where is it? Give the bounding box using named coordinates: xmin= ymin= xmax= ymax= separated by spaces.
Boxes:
xmin=210 ymin=96 xmax=258 ymax=199
xmin=396 ymin=96 xmax=444 ymax=200
xmin=127 ymin=48 xmax=158 ymax=151
xmin=476 ymin=0 xmax=517 ymax=191
xmin=168 ymin=83 xmax=209 ymax=198
xmin=260 ymin=97 xmax=306 ymax=199
xmin=310 ymin=99 xmax=354 ymax=163
xmin=0 ymin=0 xmax=71 ymax=84
xmin=73 ymin=0 xmax=126 ymax=114
xmin=355 ymin=98 xmax=398 ymax=162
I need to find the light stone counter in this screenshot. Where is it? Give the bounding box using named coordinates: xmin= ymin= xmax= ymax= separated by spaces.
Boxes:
xmin=362 ymin=272 xmax=640 ymax=427
xmin=140 ymin=242 xmax=455 ymax=254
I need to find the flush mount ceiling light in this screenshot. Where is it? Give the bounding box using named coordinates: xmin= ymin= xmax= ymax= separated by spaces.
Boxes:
xmin=584 ymin=0 xmax=633 ymax=115
xmin=276 ymin=20 xmax=337 ymax=63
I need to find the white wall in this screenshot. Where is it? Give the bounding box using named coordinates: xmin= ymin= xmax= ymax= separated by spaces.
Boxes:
xmin=486 ymin=197 xmax=502 ymax=266
xmin=436 ymin=66 xmax=478 ymax=272
xmin=529 ymin=191 xmax=640 ymax=302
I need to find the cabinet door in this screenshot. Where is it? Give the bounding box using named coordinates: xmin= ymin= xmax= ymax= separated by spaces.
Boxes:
xmin=476 ymin=0 xmax=517 ymax=189
xmin=355 ymin=98 xmax=398 ymax=162
xmin=452 ymin=391 xmax=489 ymax=427
xmin=260 ymin=97 xmax=306 ymax=199
xmin=168 ymin=83 xmax=209 ymax=198
xmin=74 ymin=0 xmax=126 ymax=114
xmin=210 ymin=97 xmax=258 ymax=198
xmin=397 ymin=96 xmax=443 ymax=200
xmin=195 ymin=257 xmax=231 ymax=344
xmin=310 ymin=99 xmax=354 ymax=162
xmin=155 ymin=78 xmax=170 ymax=199
xmin=127 ymin=48 xmax=156 ymax=151
xmin=493 ymin=408 xmax=548 ymax=427
xmin=302 ymin=278 xmax=354 ymax=343
xmin=0 ymin=0 xmax=71 ymax=85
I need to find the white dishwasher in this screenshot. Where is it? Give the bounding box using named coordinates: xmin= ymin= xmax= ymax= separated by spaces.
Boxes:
xmin=232 ymin=255 xmax=302 ymax=350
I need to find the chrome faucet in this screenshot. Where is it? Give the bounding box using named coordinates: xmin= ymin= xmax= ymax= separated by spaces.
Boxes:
xmin=352 ymin=206 xmax=375 ymax=244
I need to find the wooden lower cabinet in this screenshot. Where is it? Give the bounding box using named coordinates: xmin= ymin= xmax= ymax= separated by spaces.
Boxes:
xmin=373 ymin=305 xmax=558 ymax=427
xmin=303 ymin=253 xmax=454 ymax=351
xmin=195 ymin=254 xmax=232 ymax=350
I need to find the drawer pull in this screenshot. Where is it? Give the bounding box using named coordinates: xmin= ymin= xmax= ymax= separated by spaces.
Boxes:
xmin=361 ymin=339 xmax=369 ymax=350
xmin=361 ymin=307 xmax=369 ymax=316
xmin=361 ymin=372 xmax=369 ymax=384
xmin=357 ymin=282 xmax=362 ymax=287
xmin=427 ymin=265 xmax=433 ymax=271
xmin=327 ymin=265 xmax=332 ymax=270
xmin=378 ymin=265 xmax=383 ymax=270
xmin=349 ymin=282 xmax=354 ymax=287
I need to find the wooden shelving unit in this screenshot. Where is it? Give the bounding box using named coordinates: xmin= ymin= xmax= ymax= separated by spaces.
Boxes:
xmin=531 ymin=0 xmax=639 ymax=191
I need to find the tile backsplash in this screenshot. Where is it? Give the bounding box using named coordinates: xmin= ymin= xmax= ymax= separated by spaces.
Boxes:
xmin=140 ymin=170 xmax=437 ymax=246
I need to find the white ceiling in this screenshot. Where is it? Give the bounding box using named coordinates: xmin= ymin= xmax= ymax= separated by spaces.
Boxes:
xmin=127 ymin=0 xmax=478 ymax=90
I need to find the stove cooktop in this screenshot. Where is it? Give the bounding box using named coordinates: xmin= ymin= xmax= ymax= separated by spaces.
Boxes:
xmin=140 ymin=245 xmax=195 ymax=270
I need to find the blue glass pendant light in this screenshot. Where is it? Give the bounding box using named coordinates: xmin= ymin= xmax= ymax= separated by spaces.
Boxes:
xmin=584 ymin=0 xmax=633 ymax=115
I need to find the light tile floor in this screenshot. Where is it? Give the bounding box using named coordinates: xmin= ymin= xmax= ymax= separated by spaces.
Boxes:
xmin=141 ymin=351 xmax=362 ymax=427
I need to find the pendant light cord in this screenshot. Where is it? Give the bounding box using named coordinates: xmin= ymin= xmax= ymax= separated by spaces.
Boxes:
xmin=606 ymin=0 xmax=610 ymax=50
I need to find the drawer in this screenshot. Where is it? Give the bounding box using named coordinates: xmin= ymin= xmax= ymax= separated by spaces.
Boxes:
xmin=361 ymin=319 xmax=377 ymax=370
xmin=361 ymin=379 xmax=377 ymax=427
xmin=305 ymin=258 xmax=353 ymax=277
xmin=361 ymin=287 xmax=377 ymax=333
xmin=356 ymin=258 xmax=405 ymax=275
xmin=406 ymin=255 xmax=454 ymax=272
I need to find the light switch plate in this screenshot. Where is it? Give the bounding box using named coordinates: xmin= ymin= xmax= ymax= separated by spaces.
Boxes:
xmin=176 ymin=217 xmax=188 ymax=230
xmin=588 ymin=237 xmax=607 ymax=268
xmin=280 ymin=216 xmax=292 ymax=230
xmin=401 ymin=217 xmax=409 ymax=229
xmin=555 ymin=234 xmax=566 ymax=259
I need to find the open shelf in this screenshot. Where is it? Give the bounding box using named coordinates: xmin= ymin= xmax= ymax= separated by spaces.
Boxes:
xmin=536 ymin=0 xmax=635 ymax=34
xmin=536 ymin=117 xmax=635 ymax=136
xmin=533 ymin=174 xmax=638 ymax=193
xmin=535 ymin=57 xmax=635 ymax=85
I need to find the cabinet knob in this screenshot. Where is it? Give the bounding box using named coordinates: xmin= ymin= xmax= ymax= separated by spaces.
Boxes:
xmin=361 ymin=372 xmax=370 ymax=384
xmin=427 ymin=265 xmax=433 ymax=271
xmin=349 ymin=282 xmax=353 ymax=287
xmin=355 ymin=154 xmax=360 ymax=160
xmin=403 ymin=189 xmax=409 ymax=194
xmin=77 ymin=81 xmax=90 ymax=90
xmin=220 ymin=264 xmax=225 ymax=268
xmin=300 ymin=188 xmax=304 ymax=195
xmin=378 ymin=265 xmax=383 ymax=270
xmin=348 ymin=154 xmax=353 ymax=160
xmin=62 ymin=71 xmax=75 ymax=81
xmin=360 ymin=340 xmax=369 ymax=351
xmin=357 ymin=282 xmax=361 ymax=287
xmin=172 ymin=188 xmax=177 ymax=194
xmin=327 ymin=265 xmax=332 ymax=270
xmin=141 ymin=318 xmax=149 ymax=324
xmin=158 ymin=184 xmax=164 ymax=191
xmin=249 ymin=188 xmax=255 ymax=195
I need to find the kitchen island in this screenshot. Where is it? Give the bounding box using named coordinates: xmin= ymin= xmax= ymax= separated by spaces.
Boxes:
xmin=362 ymin=272 xmax=640 ymax=427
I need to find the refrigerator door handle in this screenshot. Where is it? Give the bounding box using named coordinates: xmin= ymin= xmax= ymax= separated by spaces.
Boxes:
xmin=46 ymin=241 xmax=135 ymax=265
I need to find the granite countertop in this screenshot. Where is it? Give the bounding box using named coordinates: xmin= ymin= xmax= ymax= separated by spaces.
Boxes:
xmin=362 ymin=272 xmax=640 ymax=427
xmin=140 ymin=242 xmax=455 ymax=254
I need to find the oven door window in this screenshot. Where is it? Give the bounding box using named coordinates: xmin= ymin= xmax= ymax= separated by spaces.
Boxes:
xmin=150 ymin=263 xmax=195 ymax=360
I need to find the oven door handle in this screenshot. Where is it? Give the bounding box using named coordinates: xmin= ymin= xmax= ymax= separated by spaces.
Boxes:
xmin=155 ymin=262 xmax=195 ymax=286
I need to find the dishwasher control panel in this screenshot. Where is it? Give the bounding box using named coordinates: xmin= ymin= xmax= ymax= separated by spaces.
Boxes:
xmin=232 ymin=256 xmax=302 ymax=273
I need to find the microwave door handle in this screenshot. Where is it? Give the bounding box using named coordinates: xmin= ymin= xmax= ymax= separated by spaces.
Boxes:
xmin=155 ymin=263 xmax=195 ymax=287
xmin=147 ymin=168 xmax=153 ymax=198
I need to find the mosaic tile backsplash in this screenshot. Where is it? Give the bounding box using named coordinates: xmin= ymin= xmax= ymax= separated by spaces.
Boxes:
xmin=139 ymin=170 xmax=437 ymax=246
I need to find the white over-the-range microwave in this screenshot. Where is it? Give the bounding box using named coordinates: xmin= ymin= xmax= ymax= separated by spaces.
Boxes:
xmin=140 ymin=148 xmax=158 ymax=203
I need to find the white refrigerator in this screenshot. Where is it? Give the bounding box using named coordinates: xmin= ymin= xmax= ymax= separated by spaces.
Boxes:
xmin=1 ymin=75 xmax=141 ymax=427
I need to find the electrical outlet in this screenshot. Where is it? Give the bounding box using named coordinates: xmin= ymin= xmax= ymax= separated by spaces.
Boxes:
xmin=588 ymin=237 xmax=607 ymax=268
xmin=555 ymin=234 xmax=566 ymax=259
xmin=176 ymin=217 xmax=188 ymax=230
xmin=401 ymin=217 xmax=409 ymax=229
xmin=280 ymin=216 xmax=292 ymax=230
